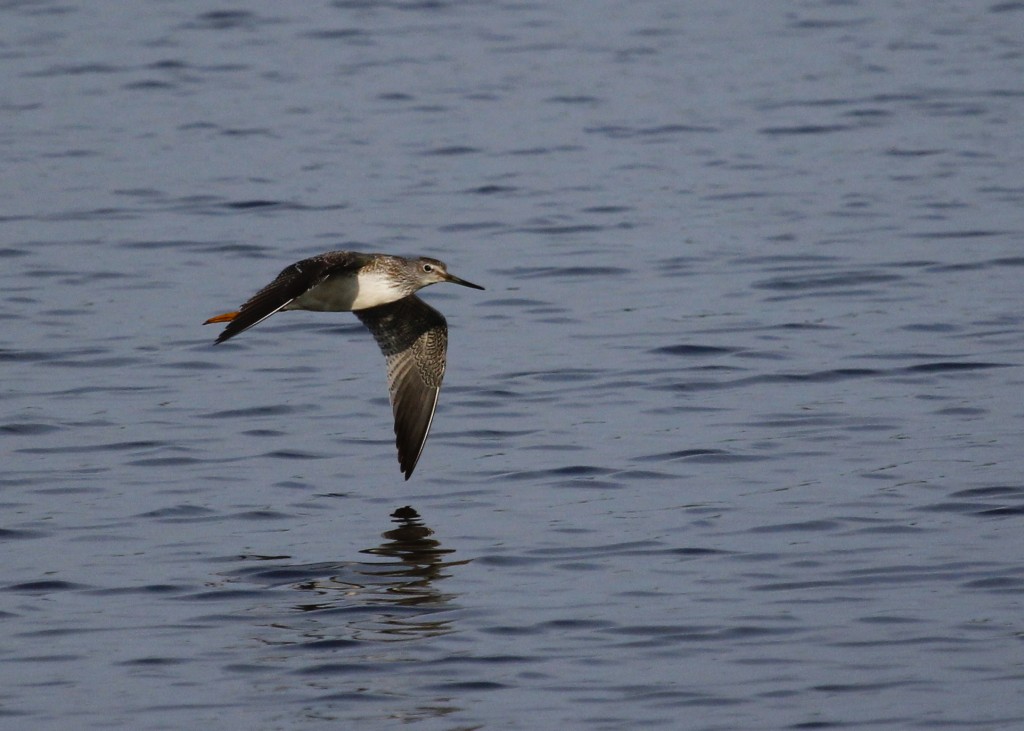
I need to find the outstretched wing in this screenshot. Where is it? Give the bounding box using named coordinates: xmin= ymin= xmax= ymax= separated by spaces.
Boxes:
xmin=356 ymin=296 xmax=448 ymax=480
xmin=207 ymin=251 xmax=365 ymax=344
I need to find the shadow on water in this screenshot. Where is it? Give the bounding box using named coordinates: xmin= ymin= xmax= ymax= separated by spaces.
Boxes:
xmin=227 ymin=506 xmax=470 ymax=642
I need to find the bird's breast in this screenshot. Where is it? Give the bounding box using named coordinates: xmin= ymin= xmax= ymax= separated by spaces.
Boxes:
xmin=287 ymin=271 xmax=409 ymax=312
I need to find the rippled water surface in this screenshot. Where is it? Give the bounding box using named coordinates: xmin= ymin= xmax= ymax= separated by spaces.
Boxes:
xmin=3 ymin=2 xmax=1024 ymax=729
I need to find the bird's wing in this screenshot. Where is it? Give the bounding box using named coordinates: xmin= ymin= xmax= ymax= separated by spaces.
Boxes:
xmin=209 ymin=251 xmax=366 ymax=344
xmin=356 ymin=295 xmax=448 ymax=480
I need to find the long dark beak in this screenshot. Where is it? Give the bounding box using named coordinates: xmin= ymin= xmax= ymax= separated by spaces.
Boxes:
xmin=445 ymin=273 xmax=485 ymax=290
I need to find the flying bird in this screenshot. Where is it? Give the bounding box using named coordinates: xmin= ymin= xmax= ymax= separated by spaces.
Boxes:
xmin=205 ymin=250 xmax=484 ymax=479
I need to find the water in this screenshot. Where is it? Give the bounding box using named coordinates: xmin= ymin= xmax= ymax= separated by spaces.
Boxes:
xmin=3 ymin=1 xmax=1024 ymax=729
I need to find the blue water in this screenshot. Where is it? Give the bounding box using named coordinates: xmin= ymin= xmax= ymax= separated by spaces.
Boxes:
xmin=3 ymin=2 xmax=1024 ymax=729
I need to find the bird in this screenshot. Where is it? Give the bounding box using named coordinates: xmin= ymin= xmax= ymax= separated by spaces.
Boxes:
xmin=204 ymin=250 xmax=484 ymax=479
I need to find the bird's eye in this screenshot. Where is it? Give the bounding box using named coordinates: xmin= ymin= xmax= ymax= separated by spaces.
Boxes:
xmin=422 ymin=264 xmax=434 ymax=272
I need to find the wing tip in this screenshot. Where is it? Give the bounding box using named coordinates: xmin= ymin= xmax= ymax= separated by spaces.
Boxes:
xmin=396 ymin=432 xmax=425 ymax=480
xmin=399 ymin=446 xmax=421 ymax=480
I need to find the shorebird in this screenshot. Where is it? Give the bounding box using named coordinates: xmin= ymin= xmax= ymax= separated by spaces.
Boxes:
xmin=204 ymin=250 xmax=484 ymax=479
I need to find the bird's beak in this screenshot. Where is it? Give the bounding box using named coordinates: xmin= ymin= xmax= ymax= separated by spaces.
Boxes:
xmin=444 ymin=273 xmax=485 ymax=290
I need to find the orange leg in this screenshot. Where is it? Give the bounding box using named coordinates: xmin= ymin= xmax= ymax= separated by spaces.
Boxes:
xmin=203 ymin=311 xmax=239 ymax=325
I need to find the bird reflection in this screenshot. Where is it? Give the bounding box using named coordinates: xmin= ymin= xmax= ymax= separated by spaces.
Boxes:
xmin=359 ymin=505 xmax=461 ymax=598
xmin=353 ymin=506 xmax=469 ymax=624
xmin=281 ymin=506 xmax=468 ymax=640
xmin=224 ymin=508 xmax=471 ymax=723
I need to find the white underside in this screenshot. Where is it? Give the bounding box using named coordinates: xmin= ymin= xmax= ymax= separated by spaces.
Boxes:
xmin=286 ymin=271 xmax=408 ymax=312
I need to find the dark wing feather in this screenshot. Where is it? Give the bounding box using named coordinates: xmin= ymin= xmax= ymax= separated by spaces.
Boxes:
xmin=356 ymin=296 xmax=448 ymax=479
xmin=213 ymin=251 xmax=366 ymax=344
